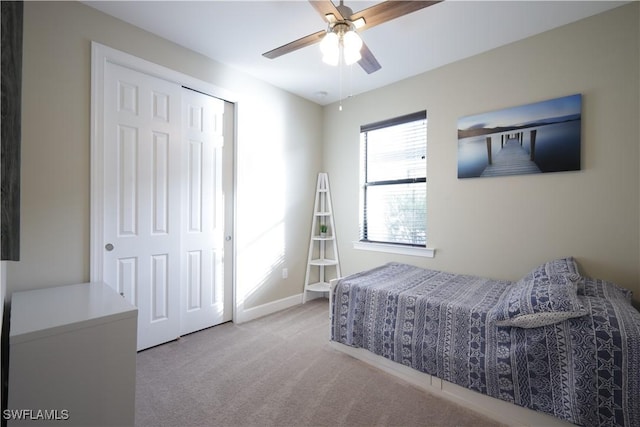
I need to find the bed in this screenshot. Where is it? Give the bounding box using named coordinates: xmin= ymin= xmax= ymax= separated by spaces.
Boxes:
xmin=330 ymin=259 xmax=640 ymax=426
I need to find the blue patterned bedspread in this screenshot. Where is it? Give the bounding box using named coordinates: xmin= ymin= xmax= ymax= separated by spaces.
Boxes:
xmin=331 ymin=262 xmax=640 ymax=426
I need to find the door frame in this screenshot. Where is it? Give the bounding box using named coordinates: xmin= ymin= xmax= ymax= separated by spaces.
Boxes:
xmin=90 ymin=41 xmax=238 ymax=323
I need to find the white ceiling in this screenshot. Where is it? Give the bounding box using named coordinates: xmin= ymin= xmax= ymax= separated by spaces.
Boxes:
xmin=83 ymin=0 xmax=627 ymax=105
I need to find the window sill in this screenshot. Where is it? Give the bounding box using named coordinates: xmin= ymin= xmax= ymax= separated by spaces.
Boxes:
xmin=352 ymin=241 xmax=435 ymax=258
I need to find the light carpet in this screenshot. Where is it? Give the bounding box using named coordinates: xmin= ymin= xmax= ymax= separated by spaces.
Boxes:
xmin=135 ymin=298 xmax=502 ymax=427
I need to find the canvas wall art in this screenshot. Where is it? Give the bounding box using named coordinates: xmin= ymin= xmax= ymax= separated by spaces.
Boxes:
xmin=457 ymin=94 xmax=581 ymax=179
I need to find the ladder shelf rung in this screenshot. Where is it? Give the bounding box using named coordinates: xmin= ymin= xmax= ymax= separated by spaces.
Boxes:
xmin=309 ymin=258 xmax=338 ymax=266
xmin=305 ymin=282 xmax=331 ymax=292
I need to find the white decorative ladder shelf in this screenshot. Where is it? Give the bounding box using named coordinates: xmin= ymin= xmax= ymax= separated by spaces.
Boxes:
xmin=303 ymin=172 xmax=341 ymax=303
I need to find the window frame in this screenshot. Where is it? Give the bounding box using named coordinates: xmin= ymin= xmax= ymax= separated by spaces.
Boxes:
xmin=356 ymin=111 xmax=434 ymax=257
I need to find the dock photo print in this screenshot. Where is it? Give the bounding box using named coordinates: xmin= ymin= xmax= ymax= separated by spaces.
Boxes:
xmin=457 ymin=94 xmax=582 ymax=179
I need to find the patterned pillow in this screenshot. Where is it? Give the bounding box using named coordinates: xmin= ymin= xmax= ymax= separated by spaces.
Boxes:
xmin=495 ymin=272 xmax=587 ymax=328
xmin=579 ymin=277 xmax=633 ymax=302
xmin=536 ymin=256 xmax=581 ymax=279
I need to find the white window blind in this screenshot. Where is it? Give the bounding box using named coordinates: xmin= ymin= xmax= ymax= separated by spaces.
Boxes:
xmin=360 ymin=111 xmax=427 ymax=247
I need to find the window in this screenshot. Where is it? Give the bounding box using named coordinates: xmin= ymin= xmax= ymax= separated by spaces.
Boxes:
xmin=359 ymin=111 xmax=427 ymax=248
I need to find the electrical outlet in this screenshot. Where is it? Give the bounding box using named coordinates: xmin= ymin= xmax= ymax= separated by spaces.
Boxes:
xmin=282 ymin=268 xmax=288 ymax=279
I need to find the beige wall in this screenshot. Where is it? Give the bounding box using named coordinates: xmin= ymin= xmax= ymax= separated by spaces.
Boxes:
xmin=9 ymin=1 xmax=323 ymax=310
xmin=324 ymin=3 xmax=640 ymax=302
xmin=9 ymin=2 xmax=640 ymax=311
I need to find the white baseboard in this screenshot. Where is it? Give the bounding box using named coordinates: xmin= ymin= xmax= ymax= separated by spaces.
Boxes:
xmin=235 ymin=293 xmax=303 ymax=324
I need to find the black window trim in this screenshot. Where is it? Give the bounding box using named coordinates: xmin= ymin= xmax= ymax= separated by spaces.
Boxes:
xmin=360 ymin=111 xmax=427 ymax=133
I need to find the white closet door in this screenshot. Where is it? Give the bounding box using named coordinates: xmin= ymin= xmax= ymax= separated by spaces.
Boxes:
xmin=103 ymin=62 xmax=182 ymax=350
xmin=180 ymin=89 xmax=228 ymax=335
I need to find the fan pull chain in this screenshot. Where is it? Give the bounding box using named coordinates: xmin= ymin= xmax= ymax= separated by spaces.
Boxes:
xmin=349 ymin=62 xmax=354 ymax=99
xmin=339 ymin=46 xmax=344 ymax=111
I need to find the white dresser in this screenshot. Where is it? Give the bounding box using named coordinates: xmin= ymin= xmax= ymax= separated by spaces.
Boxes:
xmin=8 ymin=282 xmax=137 ymax=426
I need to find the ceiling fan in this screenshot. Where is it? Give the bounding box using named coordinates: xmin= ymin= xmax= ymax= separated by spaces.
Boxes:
xmin=262 ymin=0 xmax=441 ymax=74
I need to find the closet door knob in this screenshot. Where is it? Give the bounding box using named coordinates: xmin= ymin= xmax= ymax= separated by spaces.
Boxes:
xmin=105 ymin=243 xmax=114 ymax=251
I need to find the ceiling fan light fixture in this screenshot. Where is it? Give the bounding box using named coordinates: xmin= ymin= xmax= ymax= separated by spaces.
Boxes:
xmin=342 ymin=29 xmax=363 ymax=65
xmin=320 ymin=31 xmax=338 ymax=54
xmin=320 ymin=31 xmax=340 ymax=65
xmin=343 ymin=47 xmax=361 ymax=65
xmin=325 ymin=13 xmax=337 ymax=24
xmin=322 ymin=50 xmax=340 ymax=66
xmin=320 ymin=24 xmax=362 ymax=67
xmin=352 ymin=17 xmax=365 ymax=29
xmin=264 ymin=0 xmax=440 ymax=75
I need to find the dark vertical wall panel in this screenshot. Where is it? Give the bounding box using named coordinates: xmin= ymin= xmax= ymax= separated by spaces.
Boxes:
xmin=1 ymin=1 xmax=23 ymax=261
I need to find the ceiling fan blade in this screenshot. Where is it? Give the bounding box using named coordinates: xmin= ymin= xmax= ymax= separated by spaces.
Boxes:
xmin=358 ymin=42 xmax=381 ymax=74
xmin=308 ymin=0 xmax=344 ymax=23
xmin=262 ymin=30 xmax=326 ymax=59
xmin=350 ymin=1 xmax=441 ymax=31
